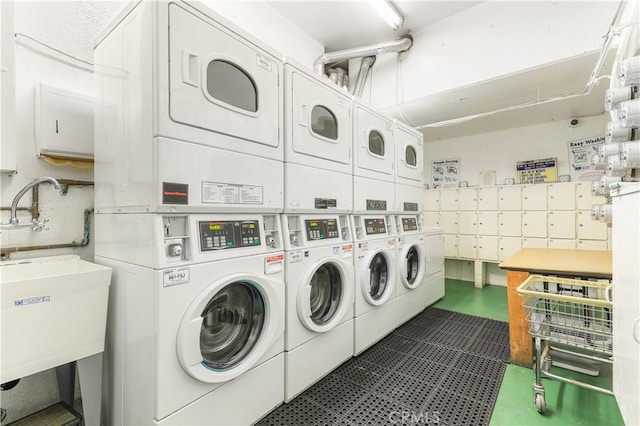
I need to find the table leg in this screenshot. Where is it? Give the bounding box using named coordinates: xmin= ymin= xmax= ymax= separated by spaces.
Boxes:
xmin=506 ymin=270 xmax=533 ymax=367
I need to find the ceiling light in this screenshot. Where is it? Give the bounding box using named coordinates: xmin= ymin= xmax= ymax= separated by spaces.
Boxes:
xmin=368 ymin=0 xmax=404 ymax=30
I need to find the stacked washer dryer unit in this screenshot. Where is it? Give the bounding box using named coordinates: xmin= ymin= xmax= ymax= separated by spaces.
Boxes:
xmin=282 ymin=59 xmax=355 ymax=401
xmin=94 ymin=2 xmax=286 ymax=425
xmin=351 ymin=99 xmax=398 ymax=355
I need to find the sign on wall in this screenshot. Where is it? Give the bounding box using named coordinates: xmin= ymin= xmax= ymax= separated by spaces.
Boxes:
xmin=516 ymin=157 xmax=558 ymax=184
xmin=568 ymin=135 xmax=605 ymax=181
xmin=432 ymin=158 xmax=459 ymax=189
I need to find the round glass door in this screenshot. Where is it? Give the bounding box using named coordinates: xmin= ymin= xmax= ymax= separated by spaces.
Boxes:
xmin=199 ymin=282 xmax=265 ymax=371
xmin=368 ymin=252 xmax=389 ymax=301
xmin=405 ymin=245 xmax=420 ymax=287
xmin=309 ymin=263 xmax=343 ymax=326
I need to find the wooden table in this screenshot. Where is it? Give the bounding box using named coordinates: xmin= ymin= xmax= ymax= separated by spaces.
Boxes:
xmin=498 ymin=248 xmax=612 ymax=367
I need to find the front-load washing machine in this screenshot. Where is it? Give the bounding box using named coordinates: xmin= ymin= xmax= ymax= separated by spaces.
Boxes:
xmin=353 ymin=100 xmax=396 ymax=213
xmin=394 ymin=120 xmax=424 ymax=214
xmin=283 ymin=59 xmax=353 ymax=213
xmin=95 ymin=213 xmax=285 ymax=425
xmin=423 ymin=226 xmax=445 ymax=309
xmin=394 ymin=213 xmax=428 ymax=327
xmin=350 ymin=214 xmax=397 ymax=355
xmin=94 ymin=1 xmax=284 ymax=213
xmin=281 ymin=213 xmax=354 ymax=401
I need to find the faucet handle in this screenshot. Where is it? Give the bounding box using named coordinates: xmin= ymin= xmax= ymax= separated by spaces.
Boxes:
xmin=32 ymin=218 xmax=49 ymax=232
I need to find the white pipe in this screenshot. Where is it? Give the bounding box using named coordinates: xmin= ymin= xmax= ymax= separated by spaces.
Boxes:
xmin=353 ymin=56 xmax=376 ymax=97
xmin=314 ymin=36 xmax=412 ymax=76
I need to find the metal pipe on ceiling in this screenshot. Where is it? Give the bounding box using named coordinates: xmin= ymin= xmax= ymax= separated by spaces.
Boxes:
xmin=353 ymin=56 xmax=376 ymax=97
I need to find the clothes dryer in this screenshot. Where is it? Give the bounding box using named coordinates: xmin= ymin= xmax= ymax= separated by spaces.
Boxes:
xmin=394 ymin=120 xmax=424 ymax=214
xmin=351 ymin=214 xmax=397 ymax=355
xmin=394 ymin=213 xmax=428 ymax=327
xmin=281 ymin=213 xmax=354 ymax=401
xmin=283 ymin=59 xmax=353 ymax=213
xmin=423 ymin=226 xmax=445 ymax=309
xmin=353 ymin=100 xmax=395 ymax=213
xmin=94 ymin=1 xmax=284 ymax=213
xmin=95 ymin=213 xmax=285 ymax=425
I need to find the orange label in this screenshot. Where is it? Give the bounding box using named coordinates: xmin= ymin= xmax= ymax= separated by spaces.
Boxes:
xmin=342 ymin=244 xmax=353 ymax=251
xmin=266 ymin=254 xmax=285 ymax=263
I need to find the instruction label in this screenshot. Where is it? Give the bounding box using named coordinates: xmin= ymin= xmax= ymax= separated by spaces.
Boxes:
xmin=202 ymin=182 xmax=263 ymax=204
xmin=516 ymin=158 xmax=558 ymax=184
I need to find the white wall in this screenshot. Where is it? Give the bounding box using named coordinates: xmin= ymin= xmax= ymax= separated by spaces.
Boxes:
xmin=0 ymin=2 xmax=321 ymax=422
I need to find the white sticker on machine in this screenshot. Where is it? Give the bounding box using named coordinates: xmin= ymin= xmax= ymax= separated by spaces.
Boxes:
xmin=202 ymin=182 xmax=263 ymax=204
xmin=163 ymin=268 xmax=190 ymax=287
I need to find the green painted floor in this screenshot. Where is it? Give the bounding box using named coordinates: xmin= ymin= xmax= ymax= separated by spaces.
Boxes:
xmin=433 ymin=279 xmax=623 ymax=426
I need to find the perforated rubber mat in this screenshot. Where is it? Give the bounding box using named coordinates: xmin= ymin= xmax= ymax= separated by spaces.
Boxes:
xmin=257 ymin=307 xmax=509 ymax=426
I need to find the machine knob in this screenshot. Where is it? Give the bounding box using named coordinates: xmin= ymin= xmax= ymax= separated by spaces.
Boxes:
xmin=168 ymin=243 xmax=183 ymax=257
xmin=266 ymin=235 xmax=275 ymax=248
xmin=290 ymin=234 xmax=299 ymax=245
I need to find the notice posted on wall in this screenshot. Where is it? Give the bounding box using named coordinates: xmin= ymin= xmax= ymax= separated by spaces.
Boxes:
xmin=516 ymin=157 xmax=558 ymax=184
xmin=432 ymin=159 xmax=459 ymax=189
xmin=568 ymin=135 xmax=605 ymax=181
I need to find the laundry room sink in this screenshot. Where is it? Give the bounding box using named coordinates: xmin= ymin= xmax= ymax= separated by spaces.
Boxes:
xmin=1 ymin=255 xmax=111 ymax=383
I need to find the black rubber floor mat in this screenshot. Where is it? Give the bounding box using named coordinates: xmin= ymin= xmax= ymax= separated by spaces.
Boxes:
xmin=257 ymin=307 xmax=509 ymax=426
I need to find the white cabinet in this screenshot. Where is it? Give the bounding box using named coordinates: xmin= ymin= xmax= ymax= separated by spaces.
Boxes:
xmin=499 ymin=237 xmax=522 ymax=262
xmin=499 ymin=211 xmax=522 ymax=237
xmin=424 ymin=232 xmax=444 ymax=277
xmin=577 ymin=211 xmax=608 ymax=240
xmin=576 ymin=182 xmax=601 ymax=211
xmin=478 ymin=187 xmax=498 ymax=211
xmin=577 ymin=239 xmax=608 ymax=250
xmin=443 ymin=234 xmax=458 ymax=258
xmin=522 ymin=237 xmax=547 ymax=248
xmin=440 ymin=212 xmax=458 ymax=234
xmin=548 ymin=239 xmax=576 ymax=249
xmin=548 ymin=183 xmax=575 ymax=210
xmin=458 ymin=188 xmax=477 ymax=211
xmin=424 ymin=212 xmax=440 ymax=227
xmin=458 ymin=211 xmax=477 ymax=235
xmin=548 ymin=211 xmax=576 ymax=239
xmin=477 ymin=211 xmax=498 ymax=236
xmin=477 ymin=236 xmax=498 ymax=261
xmin=457 ymin=235 xmax=476 ymax=259
xmin=498 ymin=186 xmax=521 ymax=210
xmin=522 ymin=211 xmax=547 ymax=237
xmin=440 ymin=189 xmax=458 ymax=211
xmin=424 ymin=190 xmax=440 ymax=211
xmin=522 ymin=185 xmax=547 ymax=210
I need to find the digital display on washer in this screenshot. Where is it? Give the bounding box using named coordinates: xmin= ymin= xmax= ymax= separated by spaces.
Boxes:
xmin=199 ymin=220 xmax=260 ymax=251
xmin=402 ymin=217 xmax=418 ymax=232
xmin=305 ymin=219 xmax=339 ymax=241
xmin=364 ymin=218 xmax=386 ymax=235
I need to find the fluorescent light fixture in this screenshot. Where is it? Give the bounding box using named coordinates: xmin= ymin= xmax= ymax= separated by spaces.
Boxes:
xmin=368 ymin=0 xmax=404 ymax=30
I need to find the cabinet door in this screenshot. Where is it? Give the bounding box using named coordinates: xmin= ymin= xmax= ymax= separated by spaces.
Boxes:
xmin=499 ymin=211 xmax=522 ymax=237
xmin=522 ymin=237 xmax=547 ymax=248
xmin=499 ymin=237 xmax=522 ymax=262
xmin=477 ymin=236 xmax=498 ymax=261
xmin=522 ymin=211 xmax=547 ymax=237
xmin=424 ymin=233 xmax=444 ymax=276
xmin=440 ymin=212 xmax=458 ymax=234
xmin=457 ymin=235 xmax=476 ymax=259
xmin=440 ymin=189 xmax=458 ymax=211
xmin=458 ymin=211 xmax=477 ymax=235
xmin=499 ymin=186 xmax=522 ymax=210
xmin=477 ymin=211 xmax=498 ymax=236
xmin=424 ymin=190 xmax=440 ymax=212
xmin=576 ymin=239 xmax=609 ymax=250
xmin=444 ymin=234 xmax=458 ymax=258
xmin=548 ymin=239 xmax=576 ymax=249
xmin=548 ymin=211 xmax=576 ymax=239
xmin=548 ymin=183 xmax=575 ymax=210
xmin=478 ymin=187 xmax=498 ymax=210
xmin=522 ymin=185 xmax=547 ymax=210
xmin=458 ymin=188 xmax=477 ymax=211
xmin=577 ymin=211 xmax=608 ymax=240
xmin=424 ymin=212 xmax=440 ymax=227
xmin=576 ymin=182 xmax=602 ymax=210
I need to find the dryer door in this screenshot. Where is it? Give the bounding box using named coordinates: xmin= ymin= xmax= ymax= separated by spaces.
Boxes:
xmin=354 ymin=106 xmax=394 ymax=177
xmin=361 ymin=249 xmax=395 ymax=306
xmin=395 ymin=126 xmax=424 ymax=184
xmin=177 ymin=274 xmax=283 ymax=383
xmin=399 ymin=242 xmax=425 ymax=290
xmin=297 ymin=258 xmax=353 ymax=332
xmin=169 ymin=4 xmax=280 ymax=149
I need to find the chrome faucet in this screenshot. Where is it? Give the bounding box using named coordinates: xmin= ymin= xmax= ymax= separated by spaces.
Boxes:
xmin=1 ymin=177 xmax=65 ymax=231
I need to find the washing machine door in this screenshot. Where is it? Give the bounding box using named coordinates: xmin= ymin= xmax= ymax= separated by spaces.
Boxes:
xmin=399 ymin=242 xmax=425 ymax=290
xmin=297 ymin=258 xmax=353 ymax=332
xmin=176 ymin=273 xmax=283 ymax=383
xmin=360 ymin=248 xmax=395 ymax=306
xmin=354 ymin=106 xmax=394 ymax=177
xmin=395 ymin=126 xmax=424 ymax=184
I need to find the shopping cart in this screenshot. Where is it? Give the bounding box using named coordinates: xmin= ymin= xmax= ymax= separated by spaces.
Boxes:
xmin=517 ymin=274 xmax=614 ymax=413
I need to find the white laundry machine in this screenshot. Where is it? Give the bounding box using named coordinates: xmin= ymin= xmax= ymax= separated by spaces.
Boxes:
xmin=281 ymin=213 xmax=354 ymax=401
xmin=394 ymin=214 xmax=428 ymax=327
xmin=353 ymin=100 xmax=396 ymax=213
xmin=283 ymin=59 xmax=353 ymax=213
xmin=94 ymin=1 xmax=284 ymax=213
xmin=351 ymin=214 xmax=397 ymax=355
xmin=95 ymin=213 xmax=285 ymax=425
xmin=394 ymin=120 xmax=424 ymax=214
xmin=422 ymin=226 xmax=445 ymax=309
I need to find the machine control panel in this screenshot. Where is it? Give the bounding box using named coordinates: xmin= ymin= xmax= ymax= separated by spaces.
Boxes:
xmin=305 ymin=219 xmax=340 ymax=241
xmin=402 ymin=217 xmax=418 ymax=232
xmin=364 ymin=218 xmax=386 ymax=235
xmin=199 ymin=220 xmax=261 ymax=251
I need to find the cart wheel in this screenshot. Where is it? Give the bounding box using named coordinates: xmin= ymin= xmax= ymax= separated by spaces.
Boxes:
xmin=535 ymin=394 xmax=546 ymax=414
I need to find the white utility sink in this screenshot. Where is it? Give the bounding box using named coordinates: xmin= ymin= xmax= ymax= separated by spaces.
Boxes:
xmin=1 ymin=255 xmax=111 ymax=383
